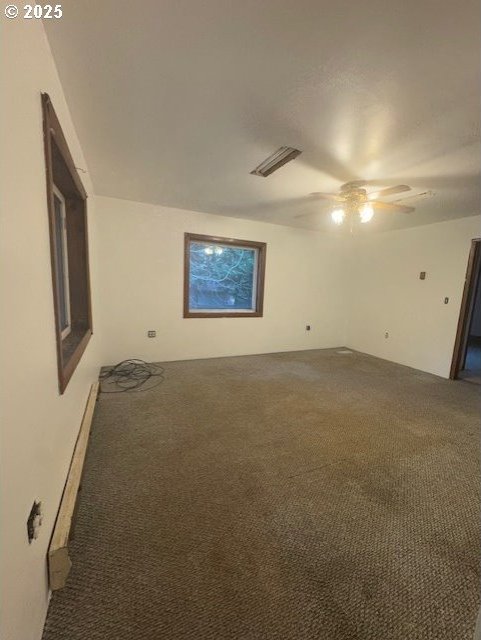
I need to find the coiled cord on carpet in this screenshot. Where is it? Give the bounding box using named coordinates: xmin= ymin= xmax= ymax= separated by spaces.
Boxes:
xmin=99 ymin=359 xmax=165 ymax=393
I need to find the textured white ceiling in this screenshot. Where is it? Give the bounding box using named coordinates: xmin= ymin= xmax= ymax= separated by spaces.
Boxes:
xmin=44 ymin=0 xmax=480 ymax=232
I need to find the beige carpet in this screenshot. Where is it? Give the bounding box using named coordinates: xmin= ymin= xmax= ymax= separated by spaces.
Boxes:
xmin=42 ymin=349 xmax=480 ymax=639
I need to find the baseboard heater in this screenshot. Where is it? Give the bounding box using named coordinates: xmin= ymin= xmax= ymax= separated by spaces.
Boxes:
xmin=48 ymin=382 xmax=99 ymax=590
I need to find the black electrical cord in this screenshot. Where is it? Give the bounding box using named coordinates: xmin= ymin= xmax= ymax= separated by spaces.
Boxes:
xmin=99 ymin=359 xmax=165 ymax=393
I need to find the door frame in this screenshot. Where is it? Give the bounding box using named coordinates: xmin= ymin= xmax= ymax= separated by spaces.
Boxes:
xmin=450 ymin=238 xmax=481 ymax=379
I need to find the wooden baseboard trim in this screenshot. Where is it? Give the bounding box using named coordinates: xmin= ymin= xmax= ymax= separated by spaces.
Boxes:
xmin=48 ymin=382 xmax=99 ymax=590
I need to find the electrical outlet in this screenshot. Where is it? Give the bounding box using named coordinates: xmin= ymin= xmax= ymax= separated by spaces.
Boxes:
xmin=147 ymin=330 xmax=156 ymax=338
xmin=306 ymin=325 xmax=311 ymax=331
xmin=385 ymin=332 xmax=389 ymax=339
xmin=27 ymin=501 xmax=42 ymax=543
xmin=444 ymin=297 xmax=449 ymax=304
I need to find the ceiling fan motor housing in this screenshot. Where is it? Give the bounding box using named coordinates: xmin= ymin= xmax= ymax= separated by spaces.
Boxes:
xmin=344 ymin=187 xmax=368 ymax=210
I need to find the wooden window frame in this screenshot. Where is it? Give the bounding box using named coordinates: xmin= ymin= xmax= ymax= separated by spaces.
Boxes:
xmin=183 ymin=233 xmax=266 ymax=318
xmin=42 ymin=93 xmax=93 ymax=394
xmin=450 ymin=237 xmax=481 ymax=379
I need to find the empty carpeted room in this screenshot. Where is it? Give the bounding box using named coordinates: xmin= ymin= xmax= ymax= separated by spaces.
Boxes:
xmin=1 ymin=2 xmax=480 ymax=639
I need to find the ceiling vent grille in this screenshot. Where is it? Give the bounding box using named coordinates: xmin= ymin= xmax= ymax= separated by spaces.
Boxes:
xmin=250 ymin=146 xmax=302 ymax=177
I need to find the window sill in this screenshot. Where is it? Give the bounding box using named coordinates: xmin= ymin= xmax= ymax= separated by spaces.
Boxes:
xmin=184 ymin=311 xmax=263 ymax=318
xmin=59 ymin=328 xmax=92 ymax=394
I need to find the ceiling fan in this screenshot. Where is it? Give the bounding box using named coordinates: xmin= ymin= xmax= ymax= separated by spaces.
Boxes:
xmin=299 ymin=181 xmax=415 ymax=225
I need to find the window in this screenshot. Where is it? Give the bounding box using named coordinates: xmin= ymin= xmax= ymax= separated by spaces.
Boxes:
xmin=42 ymin=94 xmax=93 ymax=393
xmin=184 ymin=233 xmax=266 ymax=318
xmin=52 ymin=186 xmax=71 ymax=339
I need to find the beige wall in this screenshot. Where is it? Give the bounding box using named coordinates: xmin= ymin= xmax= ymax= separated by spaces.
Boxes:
xmin=94 ymin=196 xmax=349 ymax=364
xmin=94 ymin=194 xmax=479 ymax=380
xmin=0 ymin=19 xmax=101 ymax=640
xmin=346 ymin=215 xmax=481 ymax=378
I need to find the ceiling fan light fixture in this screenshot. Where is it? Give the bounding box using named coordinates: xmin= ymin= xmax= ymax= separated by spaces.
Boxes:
xmin=359 ymin=203 xmax=374 ymax=223
xmin=331 ymin=208 xmax=345 ymax=225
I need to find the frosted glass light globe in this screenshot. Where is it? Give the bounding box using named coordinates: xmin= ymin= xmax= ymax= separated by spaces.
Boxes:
xmin=360 ymin=203 xmax=374 ymax=223
xmin=331 ymin=208 xmax=345 ymax=225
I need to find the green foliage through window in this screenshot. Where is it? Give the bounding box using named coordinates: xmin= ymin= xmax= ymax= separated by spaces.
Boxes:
xmin=189 ymin=242 xmax=257 ymax=310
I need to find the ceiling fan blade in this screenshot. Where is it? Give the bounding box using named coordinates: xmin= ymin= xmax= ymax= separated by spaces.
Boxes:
xmin=392 ymin=190 xmax=434 ymax=204
xmin=340 ymin=180 xmax=367 ymax=191
xmin=295 ymin=205 xmax=331 ymax=219
xmin=310 ymin=192 xmax=345 ymax=202
xmin=369 ymin=185 xmax=411 ymax=199
xmin=371 ymin=200 xmax=415 ymax=214
xmin=294 ymin=211 xmax=319 ymax=219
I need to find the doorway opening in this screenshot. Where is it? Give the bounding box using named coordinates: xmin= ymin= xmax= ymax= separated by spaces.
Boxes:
xmin=450 ymin=238 xmax=481 ymax=383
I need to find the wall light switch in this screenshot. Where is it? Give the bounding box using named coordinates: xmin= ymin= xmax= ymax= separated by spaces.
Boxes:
xmin=419 ymin=271 xmax=426 ymax=280
xmin=306 ymin=325 xmax=311 ymax=331
xmin=444 ymin=297 xmax=449 ymax=304
xmin=147 ymin=330 xmax=156 ymax=338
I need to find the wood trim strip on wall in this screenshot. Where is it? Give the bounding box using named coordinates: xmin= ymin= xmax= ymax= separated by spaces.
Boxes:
xmin=48 ymin=382 xmax=99 ymax=590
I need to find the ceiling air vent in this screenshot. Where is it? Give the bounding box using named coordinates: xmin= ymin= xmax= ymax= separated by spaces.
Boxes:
xmin=250 ymin=146 xmax=302 ymax=177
